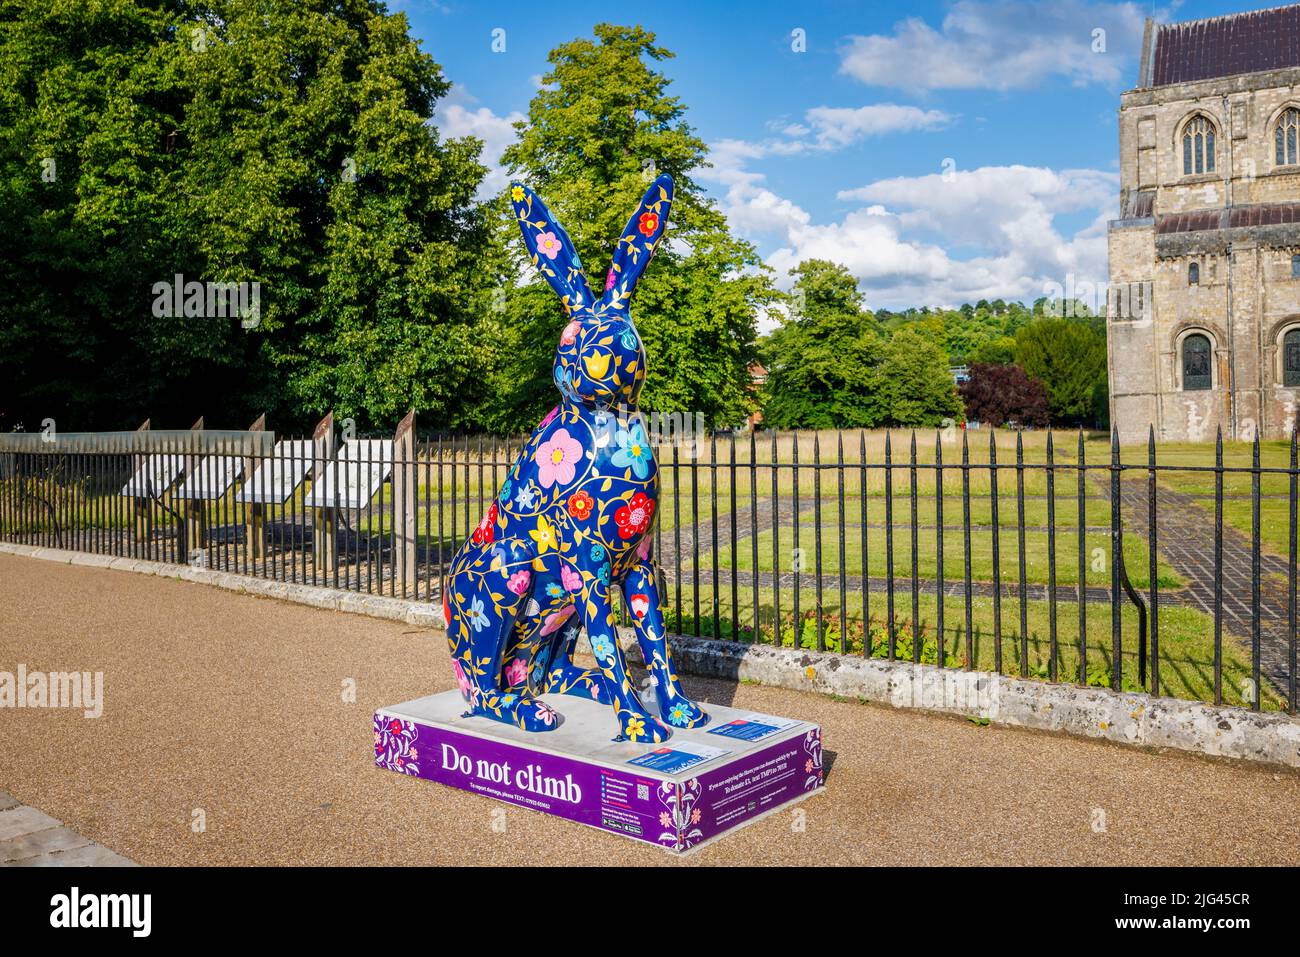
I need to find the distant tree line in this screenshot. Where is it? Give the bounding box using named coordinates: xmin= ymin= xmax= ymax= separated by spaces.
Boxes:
xmin=759 ymin=260 xmax=1108 ymax=431
xmin=0 ymin=4 xmax=1108 ymax=436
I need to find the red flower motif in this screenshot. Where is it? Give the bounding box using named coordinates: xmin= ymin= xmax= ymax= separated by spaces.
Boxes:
xmin=615 ymin=492 xmax=655 ymax=540
xmin=629 ymin=593 xmax=650 ymax=618
xmin=471 ymin=501 xmax=498 ymax=545
xmin=637 ymin=211 xmax=659 ymax=237
xmin=567 ymin=490 xmax=594 ymax=521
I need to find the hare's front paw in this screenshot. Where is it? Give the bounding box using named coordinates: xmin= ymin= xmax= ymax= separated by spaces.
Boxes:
xmin=614 ymin=705 xmax=670 ymax=744
xmin=662 ymin=696 xmax=710 ymax=730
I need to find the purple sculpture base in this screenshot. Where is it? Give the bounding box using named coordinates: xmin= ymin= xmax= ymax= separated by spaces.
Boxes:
xmin=374 ymin=690 xmax=825 ymax=854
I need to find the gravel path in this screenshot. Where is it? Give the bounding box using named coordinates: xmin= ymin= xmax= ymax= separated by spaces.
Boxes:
xmin=1 ymin=552 xmax=1297 ymax=866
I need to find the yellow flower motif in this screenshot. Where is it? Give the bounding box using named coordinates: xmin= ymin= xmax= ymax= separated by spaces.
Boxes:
xmin=624 ymin=716 xmax=646 ymax=740
xmin=510 ymin=185 xmax=525 ymax=203
xmin=530 ymin=515 xmax=558 ymax=554
xmin=583 ymin=351 xmax=611 ymax=379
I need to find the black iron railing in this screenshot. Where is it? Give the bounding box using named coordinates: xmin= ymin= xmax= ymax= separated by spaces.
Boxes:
xmin=0 ymin=426 xmax=1294 ymax=715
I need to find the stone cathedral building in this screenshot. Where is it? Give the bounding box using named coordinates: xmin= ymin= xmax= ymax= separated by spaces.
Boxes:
xmin=1108 ymin=5 xmax=1300 ymax=443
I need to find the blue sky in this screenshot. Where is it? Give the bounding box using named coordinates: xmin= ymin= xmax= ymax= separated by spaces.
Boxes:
xmin=399 ymin=0 xmax=1280 ymax=312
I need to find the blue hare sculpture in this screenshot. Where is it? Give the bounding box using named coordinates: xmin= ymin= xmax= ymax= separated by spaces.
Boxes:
xmin=442 ymin=174 xmax=708 ymax=743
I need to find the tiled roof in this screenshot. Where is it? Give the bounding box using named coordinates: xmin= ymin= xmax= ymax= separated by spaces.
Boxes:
xmin=1152 ymin=5 xmax=1300 ymax=86
xmin=1154 ymin=202 xmax=1300 ymax=233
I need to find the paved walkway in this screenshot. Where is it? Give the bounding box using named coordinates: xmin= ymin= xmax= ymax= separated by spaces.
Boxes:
xmin=0 ymin=791 xmax=135 ymax=866
xmin=1 ymin=552 xmax=1297 ymax=866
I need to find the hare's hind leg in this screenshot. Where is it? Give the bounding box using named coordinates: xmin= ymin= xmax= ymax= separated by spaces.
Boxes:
xmin=445 ymin=538 xmax=559 ymax=732
xmin=579 ymin=570 xmax=669 ymax=743
xmin=624 ymin=558 xmax=709 ymax=730
xmin=537 ymin=614 xmax=613 ymax=704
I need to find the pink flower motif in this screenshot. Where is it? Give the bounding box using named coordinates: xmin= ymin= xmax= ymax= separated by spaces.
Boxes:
xmin=409 ymin=747 xmax=419 ymax=760
xmin=560 ymin=321 xmax=580 ymax=346
xmin=539 ymin=405 xmax=560 ymax=428
xmin=691 ymin=808 xmax=701 ymax=824
xmin=534 ymin=428 xmax=583 ymax=488
xmin=660 ymin=811 xmax=672 ymax=828
xmin=805 ymin=759 xmax=813 ymax=773
xmin=537 ymin=230 xmax=562 ymax=260
xmin=560 ymin=564 xmax=582 ymax=593
xmin=453 ymin=660 xmax=471 ymax=699
xmin=540 ymin=604 xmax=576 ymax=636
xmin=605 ymin=269 xmax=617 ymax=291
xmin=505 ymin=658 xmax=528 ymax=686
xmin=636 ymin=537 xmax=653 ymax=561
xmin=589 ymin=682 xmax=601 ymax=699
xmin=534 ymin=702 xmax=557 ymax=726
xmin=507 ymin=570 xmax=531 ymax=595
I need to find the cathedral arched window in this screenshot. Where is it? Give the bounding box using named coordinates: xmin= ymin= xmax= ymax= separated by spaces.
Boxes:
xmin=1182 ymin=334 xmax=1212 ymax=391
xmin=1188 ymin=262 xmax=1200 ymax=285
xmin=1181 ymin=115 xmax=1216 ymax=175
xmin=1285 ymin=329 xmax=1300 ymax=387
xmin=1276 ymin=108 xmax=1300 ymax=166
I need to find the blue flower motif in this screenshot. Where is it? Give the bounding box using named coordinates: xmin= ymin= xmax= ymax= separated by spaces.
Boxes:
xmin=590 ymin=633 xmax=615 ymax=659
xmin=468 ymin=597 xmax=490 ymax=632
xmin=667 ymin=702 xmax=692 ymax=727
xmin=611 ymin=421 xmax=652 ymax=479
xmin=514 ymin=482 xmax=538 ymax=510
xmin=499 ymin=478 xmax=513 ymax=506
xmin=546 ymin=582 xmax=564 ymax=599
xmin=502 ymin=693 xmax=517 ymax=706
xmin=590 ymin=542 xmax=606 ymax=563
xmin=620 ymin=328 xmax=638 ymax=351
xmin=597 ymin=562 xmax=611 ymax=586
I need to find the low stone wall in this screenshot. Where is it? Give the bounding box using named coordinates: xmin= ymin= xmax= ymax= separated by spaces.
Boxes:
xmin=5 ymin=541 xmax=1299 ymax=769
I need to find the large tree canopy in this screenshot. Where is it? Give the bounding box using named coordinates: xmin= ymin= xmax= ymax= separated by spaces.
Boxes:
xmin=760 ymin=260 xmax=885 ymax=430
xmin=0 ymin=0 xmax=491 ymax=431
xmin=483 ymin=23 xmax=776 ymax=433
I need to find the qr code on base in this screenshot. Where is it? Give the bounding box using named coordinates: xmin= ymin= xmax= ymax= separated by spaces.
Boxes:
xmin=637 ymin=783 xmax=649 ymax=801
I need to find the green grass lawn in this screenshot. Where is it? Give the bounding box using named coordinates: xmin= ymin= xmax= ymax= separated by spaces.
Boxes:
xmin=695 ymin=522 xmax=1182 ymax=589
xmin=804 ymin=491 xmax=1115 ymax=528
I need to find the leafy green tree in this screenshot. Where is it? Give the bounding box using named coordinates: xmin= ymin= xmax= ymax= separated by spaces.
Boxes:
xmin=485 ymin=23 xmax=775 ymax=433
xmin=1013 ymin=318 xmax=1107 ymax=425
xmin=760 ymin=260 xmax=884 ymax=429
xmin=879 ymin=327 xmax=963 ymax=427
xmin=968 ymin=335 xmax=1018 ymax=365
xmin=0 ymin=0 xmax=490 ymax=431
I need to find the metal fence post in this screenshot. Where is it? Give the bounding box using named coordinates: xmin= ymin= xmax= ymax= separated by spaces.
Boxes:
xmin=393 ymin=408 xmax=417 ymax=599
xmin=312 ymin=411 xmax=337 ymax=578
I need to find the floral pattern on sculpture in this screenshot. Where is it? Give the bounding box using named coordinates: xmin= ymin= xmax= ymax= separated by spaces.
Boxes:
xmin=441 ymin=174 xmax=708 ymax=743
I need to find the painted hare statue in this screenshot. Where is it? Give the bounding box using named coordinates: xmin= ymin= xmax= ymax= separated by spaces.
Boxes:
xmin=442 ymin=174 xmax=708 ymax=744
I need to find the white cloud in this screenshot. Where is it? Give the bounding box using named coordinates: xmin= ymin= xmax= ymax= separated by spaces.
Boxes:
xmin=839 ymin=0 xmax=1150 ymax=92
xmin=706 ymin=145 xmax=1117 ymax=311
xmin=801 ymin=105 xmax=952 ymax=148
xmin=698 ymin=105 xmax=950 ymax=239
xmin=433 ymin=90 xmax=524 ymax=198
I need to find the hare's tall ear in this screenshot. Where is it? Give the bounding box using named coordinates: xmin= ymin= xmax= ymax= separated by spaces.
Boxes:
xmin=509 ymin=182 xmax=596 ymax=314
xmin=604 ymin=174 xmax=674 ymax=308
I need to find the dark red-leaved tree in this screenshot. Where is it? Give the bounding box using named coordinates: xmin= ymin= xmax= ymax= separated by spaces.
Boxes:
xmin=959 ymin=363 xmax=1050 ymax=428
